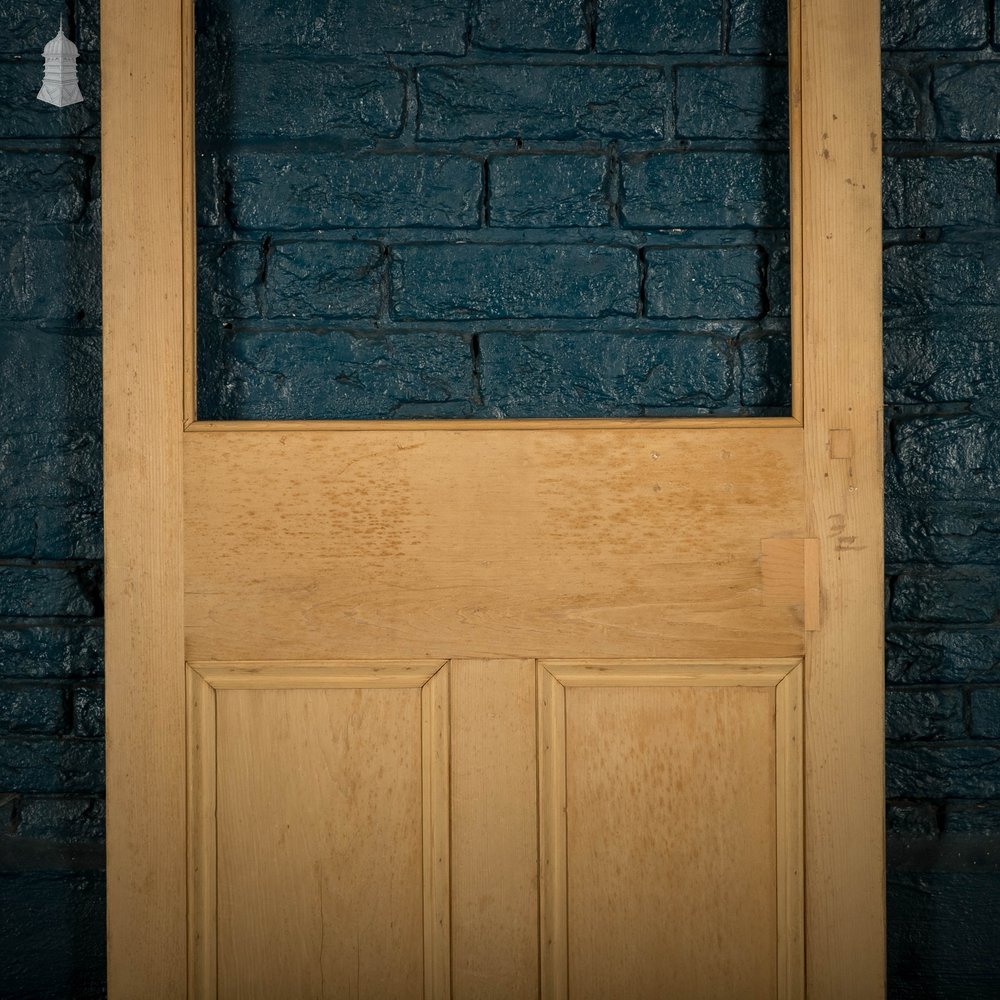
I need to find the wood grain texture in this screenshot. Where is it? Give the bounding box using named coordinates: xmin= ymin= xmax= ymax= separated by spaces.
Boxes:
xmin=566 ymin=685 xmax=777 ymax=999
xmin=537 ymin=660 xmax=804 ymax=1000
xmin=422 ymin=665 xmax=452 ymax=1000
xmin=184 ymin=427 xmax=806 ymax=661
xmin=187 ymin=662 xmax=452 ymax=999
xmin=761 ymin=537 xmax=806 ymax=610
xmin=542 ymin=658 xmax=800 ymax=687
xmin=829 ymin=429 xmax=854 ymax=460
xmin=800 ymin=0 xmax=886 ymax=994
xmin=803 ymin=536 xmax=821 ymax=632
xmin=187 ymin=668 xmax=216 ymax=999
xmin=102 ymin=0 xmax=187 ymax=994
xmin=450 ymin=660 xmax=539 ymax=1000
xmin=190 ymin=659 xmax=445 ymax=689
xmin=538 ymin=666 xmax=568 ymax=1000
xmin=214 ymin=685 xmax=425 ymax=999
xmin=777 ymin=663 xmax=806 ymax=999
xmin=186 ymin=417 xmax=803 ymax=432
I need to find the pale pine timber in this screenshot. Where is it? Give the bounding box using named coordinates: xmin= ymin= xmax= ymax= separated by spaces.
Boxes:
xmin=186 ymin=661 xmax=452 ymax=999
xmin=800 ymin=0 xmax=886 ymax=994
xmin=102 ymin=0 xmax=188 ymax=995
xmin=183 ymin=427 xmax=807 ymax=661
xmin=450 ymin=660 xmax=539 ymax=999
xmin=538 ymin=660 xmax=805 ymax=1000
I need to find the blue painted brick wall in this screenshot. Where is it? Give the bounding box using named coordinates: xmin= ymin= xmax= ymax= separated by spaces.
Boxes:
xmin=879 ymin=0 xmax=1000 ymax=989
xmin=4 ymin=1 xmax=1000 ymax=997
xmin=196 ymin=0 xmax=794 ymax=420
xmin=0 ymin=2 xmax=106 ymax=997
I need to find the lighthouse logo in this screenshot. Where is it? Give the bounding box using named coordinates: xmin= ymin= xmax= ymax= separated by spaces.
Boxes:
xmin=37 ymin=20 xmax=84 ymax=108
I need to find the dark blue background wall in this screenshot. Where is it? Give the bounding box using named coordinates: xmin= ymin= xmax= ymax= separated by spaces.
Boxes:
xmin=2 ymin=1 xmax=1000 ymax=997
xmin=194 ymin=0 xmax=792 ymax=419
xmin=0 ymin=3 xmax=106 ymax=998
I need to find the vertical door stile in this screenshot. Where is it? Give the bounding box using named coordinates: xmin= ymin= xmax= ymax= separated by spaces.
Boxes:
xmin=800 ymin=0 xmax=886 ymax=995
xmin=102 ymin=0 xmax=189 ymax=993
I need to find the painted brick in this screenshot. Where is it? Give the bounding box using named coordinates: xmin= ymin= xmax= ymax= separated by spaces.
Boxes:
xmin=935 ymin=64 xmax=1000 ymax=141
xmin=0 ymin=331 xmax=101 ymax=434
xmin=885 ymin=244 xmax=1000 ymax=314
xmin=0 ymin=233 xmax=102 ymax=324
xmin=886 ymin=800 xmax=940 ymax=837
xmin=196 ymin=152 xmax=223 ymax=229
xmin=204 ymin=330 xmax=476 ymax=421
xmin=890 ymin=415 xmax=1000 ymax=502
xmin=0 ymin=627 xmax=103 ymax=681
xmin=477 ymin=331 xmax=737 ymax=417
xmin=8 ymin=794 xmax=104 ymax=843
xmin=0 ymin=871 xmax=106 ymax=1000
xmin=738 ymin=332 xmax=792 ymax=411
xmin=0 ymin=431 xmax=103 ymax=562
xmin=883 ymin=157 xmax=997 ymax=229
xmin=645 ymin=247 xmax=763 ymax=319
xmin=0 ymin=154 xmax=87 ymax=226
xmin=0 ymin=63 xmax=99 ymax=140
xmin=621 ymin=153 xmax=788 ymax=229
xmin=0 ymin=566 xmax=101 ymax=620
xmin=204 ymin=241 xmax=383 ymax=321
xmin=196 ymin=57 xmax=404 ymax=141
xmin=198 ymin=0 xmax=467 ymax=55
xmin=883 ymin=68 xmax=926 ymax=141
xmin=0 ymin=4 xmax=83 ymax=54
xmin=889 ymin=873 xmax=1000 ymax=1000
xmin=727 ymin=0 xmax=787 ymax=55
xmin=887 ymin=746 xmax=1000 ymax=798
xmin=941 ymin=800 xmax=1000 ymax=835
xmin=0 ymin=685 xmax=68 ymax=736
xmin=488 ymin=154 xmax=609 ymax=228
xmin=765 ymin=246 xmax=791 ymax=318
xmin=891 ymin=566 xmax=1000 ymax=625
xmin=887 ymin=501 xmax=1000 ymax=565
xmin=882 ymin=0 xmax=987 ymax=51
xmin=227 ymin=154 xmax=482 ymax=231
xmin=885 ymin=688 xmax=965 ymax=741
xmin=474 ymin=0 xmax=587 ymax=52
xmin=597 ymin=0 xmax=719 ymax=53
xmin=884 ymin=314 xmax=1000 ymax=405
xmin=72 ymin=685 xmax=103 ymax=739
xmin=0 ymin=737 xmax=105 ymax=795
xmin=676 ymin=65 xmax=788 ymax=140
xmin=969 ymin=689 xmax=1000 ymax=740
xmin=391 ymin=244 xmax=637 ymax=320
xmin=416 ymin=65 xmax=669 ymax=141
xmin=76 ymin=0 xmax=100 ymax=52
xmin=887 ymin=629 xmax=1000 ymax=685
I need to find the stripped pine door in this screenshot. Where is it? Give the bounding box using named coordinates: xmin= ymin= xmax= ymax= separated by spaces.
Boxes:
xmin=102 ymin=1 xmax=884 ymax=998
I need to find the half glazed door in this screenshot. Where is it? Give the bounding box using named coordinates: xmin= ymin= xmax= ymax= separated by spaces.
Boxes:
xmin=102 ymin=1 xmax=885 ymax=998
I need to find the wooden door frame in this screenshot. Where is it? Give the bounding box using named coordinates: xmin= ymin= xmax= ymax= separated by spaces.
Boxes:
xmin=101 ymin=0 xmax=884 ymax=995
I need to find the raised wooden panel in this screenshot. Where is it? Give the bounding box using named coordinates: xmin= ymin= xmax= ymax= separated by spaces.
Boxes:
xmin=184 ymin=427 xmax=807 ymax=662
xmin=186 ymin=661 xmax=450 ymax=1000
xmin=538 ymin=660 xmax=804 ymax=1000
